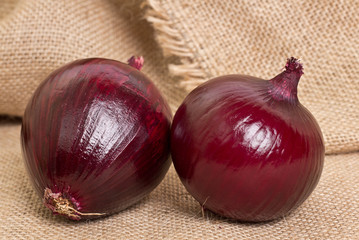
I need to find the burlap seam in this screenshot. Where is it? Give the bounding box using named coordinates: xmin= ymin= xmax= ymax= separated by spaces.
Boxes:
xmin=143 ymin=0 xmax=208 ymax=91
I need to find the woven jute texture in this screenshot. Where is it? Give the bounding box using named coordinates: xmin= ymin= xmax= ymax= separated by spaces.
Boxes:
xmin=0 ymin=0 xmax=358 ymax=239
xmin=1 ymin=121 xmax=358 ymax=239
xmin=0 ymin=0 xmax=186 ymax=116
xmin=144 ymin=0 xmax=359 ymax=155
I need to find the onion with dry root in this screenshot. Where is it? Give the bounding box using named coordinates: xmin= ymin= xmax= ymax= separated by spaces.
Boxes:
xmin=21 ymin=57 xmax=172 ymax=220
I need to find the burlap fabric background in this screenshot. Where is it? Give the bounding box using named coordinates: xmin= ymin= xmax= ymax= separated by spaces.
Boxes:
xmin=0 ymin=0 xmax=358 ymax=239
xmin=145 ymin=0 xmax=359 ymax=155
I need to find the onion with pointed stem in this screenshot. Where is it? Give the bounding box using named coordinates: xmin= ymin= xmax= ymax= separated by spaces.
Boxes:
xmin=171 ymin=57 xmax=325 ymax=222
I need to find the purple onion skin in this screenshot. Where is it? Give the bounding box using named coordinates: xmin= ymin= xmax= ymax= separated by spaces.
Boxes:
xmin=21 ymin=58 xmax=172 ymax=220
xmin=171 ymin=58 xmax=324 ymax=222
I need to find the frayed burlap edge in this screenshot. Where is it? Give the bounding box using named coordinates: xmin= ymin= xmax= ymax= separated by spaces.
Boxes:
xmin=143 ymin=0 xmax=207 ymax=91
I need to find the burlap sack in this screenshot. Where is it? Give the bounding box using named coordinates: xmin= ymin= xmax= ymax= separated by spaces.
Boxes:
xmin=0 ymin=0 xmax=358 ymax=239
xmin=144 ymin=0 xmax=359 ymax=155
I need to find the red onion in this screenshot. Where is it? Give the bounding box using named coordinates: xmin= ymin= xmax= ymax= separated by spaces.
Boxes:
xmin=21 ymin=57 xmax=172 ymax=220
xmin=171 ymin=58 xmax=324 ymax=222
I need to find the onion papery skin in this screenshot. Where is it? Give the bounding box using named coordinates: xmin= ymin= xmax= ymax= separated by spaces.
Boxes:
xmin=21 ymin=58 xmax=172 ymax=220
xmin=171 ymin=58 xmax=324 ymax=222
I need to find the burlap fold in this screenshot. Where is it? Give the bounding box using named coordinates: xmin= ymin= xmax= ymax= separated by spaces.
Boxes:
xmin=144 ymin=0 xmax=359 ymax=155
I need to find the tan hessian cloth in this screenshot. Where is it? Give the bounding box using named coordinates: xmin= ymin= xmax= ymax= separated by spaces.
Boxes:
xmin=0 ymin=0 xmax=358 ymax=239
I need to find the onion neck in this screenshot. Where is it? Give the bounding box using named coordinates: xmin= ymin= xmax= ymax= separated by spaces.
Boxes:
xmin=268 ymin=57 xmax=303 ymax=103
xmin=127 ymin=56 xmax=144 ymax=70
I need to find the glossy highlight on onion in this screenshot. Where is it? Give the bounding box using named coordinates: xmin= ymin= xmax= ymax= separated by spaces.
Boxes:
xmin=21 ymin=57 xmax=172 ymax=220
xmin=171 ymin=57 xmax=325 ymax=222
